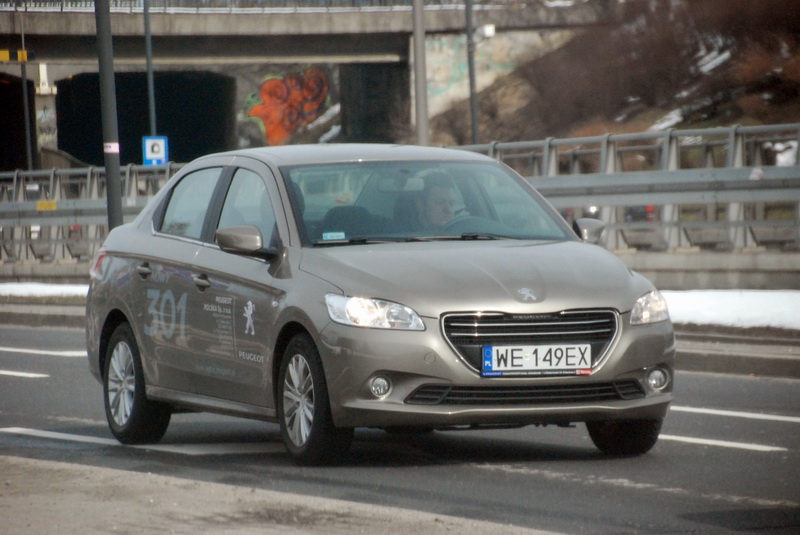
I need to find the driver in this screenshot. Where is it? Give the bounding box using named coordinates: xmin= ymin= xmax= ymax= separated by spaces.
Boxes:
xmin=416 ymin=171 xmax=457 ymax=231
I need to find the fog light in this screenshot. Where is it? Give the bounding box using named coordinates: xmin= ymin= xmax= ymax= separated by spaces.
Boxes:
xmin=647 ymin=368 xmax=670 ymax=390
xmin=370 ymin=376 xmax=391 ymax=397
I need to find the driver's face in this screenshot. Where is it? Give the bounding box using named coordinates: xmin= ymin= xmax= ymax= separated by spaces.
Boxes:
xmin=422 ymin=186 xmax=456 ymax=229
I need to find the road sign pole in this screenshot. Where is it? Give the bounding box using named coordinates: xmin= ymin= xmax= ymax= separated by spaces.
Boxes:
xmin=144 ymin=0 xmax=157 ymax=137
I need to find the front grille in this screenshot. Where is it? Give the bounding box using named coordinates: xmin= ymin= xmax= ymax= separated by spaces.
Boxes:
xmin=406 ymin=380 xmax=645 ymax=406
xmin=442 ymin=309 xmax=618 ymax=374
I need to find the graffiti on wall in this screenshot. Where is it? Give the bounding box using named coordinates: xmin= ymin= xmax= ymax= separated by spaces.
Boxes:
xmin=247 ymin=66 xmax=329 ymax=146
xmin=36 ymin=106 xmax=57 ymax=148
xmin=425 ymin=35 xmax=515 ymax=97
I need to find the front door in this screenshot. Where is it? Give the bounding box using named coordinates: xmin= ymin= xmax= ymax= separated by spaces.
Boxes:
xmin=189 ymin=164 xmax=284 ymax=409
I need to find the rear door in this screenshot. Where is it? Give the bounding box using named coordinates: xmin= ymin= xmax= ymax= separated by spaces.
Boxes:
xmin=132 ymin=163 xmax=228 ymax=394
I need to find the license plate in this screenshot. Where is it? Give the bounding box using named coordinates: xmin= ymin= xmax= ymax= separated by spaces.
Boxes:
xmin=482 ymin=344 xmax=592 ymax=377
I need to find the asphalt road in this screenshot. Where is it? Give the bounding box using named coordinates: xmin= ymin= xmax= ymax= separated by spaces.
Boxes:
xmin=1 ymin=325 xmax=798 ymax=534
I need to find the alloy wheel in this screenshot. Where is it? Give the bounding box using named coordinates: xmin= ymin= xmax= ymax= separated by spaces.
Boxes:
xmin=107 ymin=341 xmax=135 ymax=427
xmin=282 ymin=353 xmax=315 ymax=447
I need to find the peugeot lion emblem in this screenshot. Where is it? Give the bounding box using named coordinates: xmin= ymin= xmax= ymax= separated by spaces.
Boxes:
xmin=517 ymin=288 xmax=537 ymax=302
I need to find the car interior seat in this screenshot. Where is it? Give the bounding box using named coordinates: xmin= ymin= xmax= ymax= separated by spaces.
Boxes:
xmin=392 ymin=191 xmax=420 ymax=231
xmin=320 ymin=205 xmax=375 ymax=239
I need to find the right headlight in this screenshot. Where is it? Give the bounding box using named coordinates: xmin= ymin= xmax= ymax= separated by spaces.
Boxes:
xmin=630 ymin=290 xmax=670 ymax=325
xmin=325 ymin=294 xmax=425 ymax=331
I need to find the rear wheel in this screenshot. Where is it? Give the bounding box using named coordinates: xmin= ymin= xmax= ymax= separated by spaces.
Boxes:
xmin=587 ymin=419 xmax=663 ymax=456
xmin=103 ymin=322 xmax=171 ymax=444
xmin=278 ymin=333 xmax=353 ymax=465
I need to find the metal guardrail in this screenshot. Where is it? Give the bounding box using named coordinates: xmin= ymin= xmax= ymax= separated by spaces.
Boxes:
xmin=0 ymin=163 xmax=182 ymax=262
xmin=459 ymin=124 xmax=800 ymax=251
xmin=1 ymin=1 xmax=516 ymax=12
xmin=1 ymin=124 xmax=798 ymax=264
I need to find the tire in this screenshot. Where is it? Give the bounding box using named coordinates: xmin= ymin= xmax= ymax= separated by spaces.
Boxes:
xmin=587 ymin=419 xmax=663 ymax=456
xmin=103 ymin=322 xmax=171 ymax=444
xmin=278 ymin=333 xmax=353 ymax=465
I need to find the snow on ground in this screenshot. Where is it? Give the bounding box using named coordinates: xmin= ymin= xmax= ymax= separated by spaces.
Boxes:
xmin=0 ymin=283 xmax=797 ymax=331
xmin=0 ymin=283 xmax=88 ymax=298
xmin=661 ymin=290 xmax=799 ymax=331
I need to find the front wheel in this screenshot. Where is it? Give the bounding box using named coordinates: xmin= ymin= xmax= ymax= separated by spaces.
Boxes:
xmin=103 ymin=322 xmax=171 ymax=444
xmin=586 ymin=419 xmax=663 ymax=456
xmin=278 ymin=333 xmax=353 ymax=465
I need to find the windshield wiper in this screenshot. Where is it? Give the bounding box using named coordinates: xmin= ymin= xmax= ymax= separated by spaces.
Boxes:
xmin=405 ymin=233 xmax=514 ymax=242
xmin=459 ymin=232 xmax=514 ymax=240
xmin=312 ymin=237 xmax=402 ymax=247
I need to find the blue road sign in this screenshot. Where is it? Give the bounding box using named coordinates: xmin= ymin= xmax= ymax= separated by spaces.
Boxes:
xmin=143 ymin=136 xmax=168 ymax=165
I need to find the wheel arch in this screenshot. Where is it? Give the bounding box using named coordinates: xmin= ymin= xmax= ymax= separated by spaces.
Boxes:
xmin=272 ymin=321 xmax=313 ymax=407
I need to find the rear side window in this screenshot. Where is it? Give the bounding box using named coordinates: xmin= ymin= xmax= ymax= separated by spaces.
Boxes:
xmin=160 ymin=167 xmax=222 ymax=239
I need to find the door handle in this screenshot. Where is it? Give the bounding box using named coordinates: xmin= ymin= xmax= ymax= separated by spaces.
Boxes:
xmin=192 ymin=274 xmax=211 ymax=290
xmin=136 ymin=263 xmax=152 ymax=278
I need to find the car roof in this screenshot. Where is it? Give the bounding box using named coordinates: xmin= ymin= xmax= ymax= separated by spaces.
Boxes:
xmin=202 ymin=143 xmax=495 ymax=167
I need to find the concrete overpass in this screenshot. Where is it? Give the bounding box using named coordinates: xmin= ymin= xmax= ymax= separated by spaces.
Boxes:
xmin=2 ymin=2 xmax=615 ymax=63
xmin=0 ymin=1 xmax=616 ymax=170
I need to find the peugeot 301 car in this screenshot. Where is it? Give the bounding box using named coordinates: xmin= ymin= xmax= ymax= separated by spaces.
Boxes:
xmin=86 ymin=144 xmax=674 ymax=465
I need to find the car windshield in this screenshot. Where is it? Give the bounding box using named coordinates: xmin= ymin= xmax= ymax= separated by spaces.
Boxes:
xmin=282 ymin=160 xmax=572 ymax=246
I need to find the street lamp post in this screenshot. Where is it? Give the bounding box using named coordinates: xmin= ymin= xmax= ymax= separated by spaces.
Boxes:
xmin=412 ymin=0 xmax=429 ymax=145
xmin=465 ymin=0 xmax=479 ymax=145
xmin=94 ymin=0 xmax=123 ymax=229
xmin=15 ymin=4 xmax=33 ymax=170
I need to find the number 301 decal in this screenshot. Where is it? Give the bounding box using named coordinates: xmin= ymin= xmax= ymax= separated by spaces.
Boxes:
xmin=144 ymin=289 xmax=188 ymax=339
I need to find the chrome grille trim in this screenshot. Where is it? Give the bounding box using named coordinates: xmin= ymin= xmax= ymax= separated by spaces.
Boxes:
xmin=405 ymin=380 xmax=645 ymax=405
xmin=441 ymin=309 xmax=619 ymax=375
xmin=443 ymin=328 xmax=613 ymax=338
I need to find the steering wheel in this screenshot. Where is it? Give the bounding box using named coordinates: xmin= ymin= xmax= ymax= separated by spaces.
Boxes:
xmin=442 ymin=216 xmax=485 ymax=234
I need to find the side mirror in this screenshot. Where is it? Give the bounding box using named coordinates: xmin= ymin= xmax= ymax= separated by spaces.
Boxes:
xmin=215 ymin=225 xmax=279 ymax=260
xmin=572 ymin=218 xmax=605 ymax=244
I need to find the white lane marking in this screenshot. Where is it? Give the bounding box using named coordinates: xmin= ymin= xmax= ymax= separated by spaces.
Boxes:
xmin=671 ymin=405 xmax=800 ymax=424
xmin=659 ymin=434 xmax=788 ymax=452
xmin=0 ymin=370 xmax=49 ymax=378
xmin=0 ymin=346 xmax=86 ymax=358
xmin=1 ymin=427 xmax=118 ymax=446
xmin=0 ymin=427 xmax=284 ymax=456
xmin=473 ymin=463 xmax=799 ymax=508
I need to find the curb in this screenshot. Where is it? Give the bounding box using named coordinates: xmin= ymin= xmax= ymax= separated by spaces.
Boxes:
xmin=0 ymin=304 xmax=86 ymax=329
xmin=674 ymin=344 xmax=800 ymax=379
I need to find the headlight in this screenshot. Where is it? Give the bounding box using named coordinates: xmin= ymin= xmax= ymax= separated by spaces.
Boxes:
xmin=630 ymin=290 xmax=670 ymax=325
xmin=325 ymin=294 xmax=425 ymax=330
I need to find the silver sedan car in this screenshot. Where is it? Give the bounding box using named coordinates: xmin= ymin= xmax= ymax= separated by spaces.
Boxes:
xmin=86 ymin=144 xmax=674 ymax=465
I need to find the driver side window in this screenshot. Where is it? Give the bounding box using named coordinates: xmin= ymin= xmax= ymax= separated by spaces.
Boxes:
xmin=217 ymin=168 xmax=277 ymax=246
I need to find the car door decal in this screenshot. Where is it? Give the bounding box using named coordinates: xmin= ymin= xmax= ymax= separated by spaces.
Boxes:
xmin=144 ymin=288 xmax=188 ymax=340
xmin=243 ymin=300 xmax=256 ymax=335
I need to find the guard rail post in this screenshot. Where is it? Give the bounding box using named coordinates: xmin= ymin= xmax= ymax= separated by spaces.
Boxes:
xmin=661 ymin=129 xmax=680 ymax=250
xmin=727 ymin=126 xmax=746 ymax=249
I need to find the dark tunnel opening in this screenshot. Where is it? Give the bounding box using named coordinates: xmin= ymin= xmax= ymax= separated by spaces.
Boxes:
xmin=0 ymin=72 xmax=37 ymax=171
xmin=56 ymin=71 xmax=236 ymax=167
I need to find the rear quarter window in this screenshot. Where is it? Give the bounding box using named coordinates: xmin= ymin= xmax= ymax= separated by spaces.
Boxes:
xmin=159 ymin=167 xmax=222 ymax=239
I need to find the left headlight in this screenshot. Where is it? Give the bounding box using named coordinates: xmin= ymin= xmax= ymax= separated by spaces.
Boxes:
xmin=325 ymin=294 xmax=425 ymax=331
xmin=630 ymin=290 xmax=670 ymax=325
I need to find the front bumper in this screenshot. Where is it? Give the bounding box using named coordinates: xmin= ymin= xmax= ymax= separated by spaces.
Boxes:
xmin=319 ymin=315 xmax=675 ymax=429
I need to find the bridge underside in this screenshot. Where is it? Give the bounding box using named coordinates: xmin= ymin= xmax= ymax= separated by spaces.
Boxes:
xmin=17 ymin=34 xmax=411 ymax=65
xmin=1 ymin=32 xmax=413 ymax=168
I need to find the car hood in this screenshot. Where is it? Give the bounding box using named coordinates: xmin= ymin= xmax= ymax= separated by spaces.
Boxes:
xmin=299 ymin=240 xmax=649 ymax=317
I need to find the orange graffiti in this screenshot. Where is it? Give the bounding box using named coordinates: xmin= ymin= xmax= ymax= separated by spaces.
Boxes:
xmin=248 ymin=67 xmax=329 ymax=146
